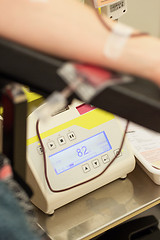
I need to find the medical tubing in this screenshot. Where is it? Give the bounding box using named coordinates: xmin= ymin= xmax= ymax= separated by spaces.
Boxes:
xmin=36 ymin=118 xmax=130 ymax=193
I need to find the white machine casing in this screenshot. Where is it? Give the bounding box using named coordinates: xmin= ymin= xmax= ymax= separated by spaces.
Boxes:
xmin=105 ymin=0 xmax=127 ymax=20
xmin=26 ymin=101 xmax=135 ymax=214
xmin=93 ymin=0 xmax=127 ymax=20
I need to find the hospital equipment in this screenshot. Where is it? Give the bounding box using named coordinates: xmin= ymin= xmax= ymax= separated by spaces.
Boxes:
xmin=92 ymin=0 xmax=127 ymax=20
xmin=27 ymin=100 xmax=135 ymax=214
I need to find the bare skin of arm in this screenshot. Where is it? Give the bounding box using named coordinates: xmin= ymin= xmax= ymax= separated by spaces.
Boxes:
xmin=0 ymin=0 xmax=160 ymax=85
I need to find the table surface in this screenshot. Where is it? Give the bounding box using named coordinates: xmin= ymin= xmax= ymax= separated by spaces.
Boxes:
xmin=36 ymin=164 xmax=160 ymax=240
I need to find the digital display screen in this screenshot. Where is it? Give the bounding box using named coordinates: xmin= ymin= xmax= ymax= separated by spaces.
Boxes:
xmin=49 ymin=131 xmax=112 ymax=175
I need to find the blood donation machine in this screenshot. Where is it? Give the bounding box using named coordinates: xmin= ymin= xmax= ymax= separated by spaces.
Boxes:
xmin=27 ymin=101 xmax=135 ymax=214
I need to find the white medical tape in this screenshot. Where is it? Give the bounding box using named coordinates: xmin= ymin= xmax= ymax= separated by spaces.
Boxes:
xmin=104 ymin=23 xmax=133 ymax=60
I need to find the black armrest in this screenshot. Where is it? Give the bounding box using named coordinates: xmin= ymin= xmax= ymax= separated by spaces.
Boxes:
xmin=0 ymin=37 xmax=160 ymax=132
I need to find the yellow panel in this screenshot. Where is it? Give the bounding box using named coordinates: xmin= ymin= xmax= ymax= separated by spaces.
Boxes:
xmin=23 ymin=87 xmax=43 ymax=103
xmin=0 ymin=107 xmax=3 ymax=115
xmin=27 ymin=108 xmax=114 ymax=146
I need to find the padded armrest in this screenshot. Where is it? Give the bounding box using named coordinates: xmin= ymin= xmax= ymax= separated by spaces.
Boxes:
xmin=0 ymin=37 xmax=160 ymax=132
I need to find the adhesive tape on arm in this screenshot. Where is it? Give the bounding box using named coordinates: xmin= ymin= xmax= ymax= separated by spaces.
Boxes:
xmin=104 ymin=23 xmax=133 ymax=60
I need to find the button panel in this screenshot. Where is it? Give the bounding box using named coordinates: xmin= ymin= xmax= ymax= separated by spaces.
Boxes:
xmin=114 ymin=148 xmax=122 ymax=157
xmin=101 ymin=154 xmax=110 ymax=164
xmin=92 ymin=159 xmax=100 ymax=168
xmin=47 ymin=141 xmax=56 ymax=150
xmin=82 ymin=164 xmax=91 ymax=173
xmin=58 ymin=136 xmax=66 ymax=145
xmin=35 ymin=127 xmax=122 ymax=175
xmin=37 ymin=146 xmax=43 ymax=155
xmin=67 ymin=132 xmax=76 ymax=141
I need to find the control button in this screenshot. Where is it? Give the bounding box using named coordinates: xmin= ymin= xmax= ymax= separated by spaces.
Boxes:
xmin=67 ymin=132 xmax=76 ymax=141
xmin=101 ymin=154 xmax=110 ymax=164
xmin=82 ymin=164 xmax=90 ymax=173
xmin=114 ymin=148 xmax=122 ymax=157
xmin=47 ymin=141 xmax=56 ymax=150
xmin=92 ymin=159 xmax=100 ymax=168
xmin=37 ymin=146 xmax=43 ymax=155
xmin=58 ymin=136 xmax=66 ymax=145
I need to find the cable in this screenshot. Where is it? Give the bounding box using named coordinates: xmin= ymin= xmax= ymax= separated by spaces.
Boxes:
xmin=36 ymin=117 xmax=130 ymax=193
xmin=35 ymin=1 xmax=137 ymax=191
xmin=91 ymin=0 xmax=149 ymax=38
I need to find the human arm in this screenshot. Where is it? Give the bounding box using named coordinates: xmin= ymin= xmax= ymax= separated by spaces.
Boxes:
xmin=0 ymin=0 xmax=160 ymax=85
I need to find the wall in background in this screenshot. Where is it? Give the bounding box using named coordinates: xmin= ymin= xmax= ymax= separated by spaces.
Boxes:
xmin=119 ymin=0 xmax=160 ymax=37
xmin=84 ymin=0 xmax=160 ymax=37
